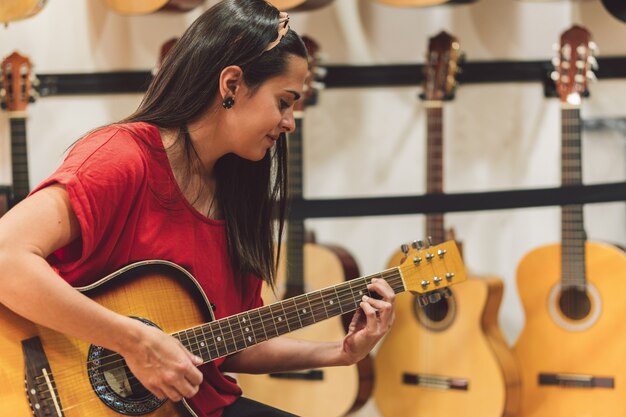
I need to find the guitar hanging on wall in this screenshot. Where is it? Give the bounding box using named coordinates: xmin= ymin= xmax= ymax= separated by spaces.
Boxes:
xmin=103 ymin=0 xmax=203 ymax=15
xmin=271 ymin=0 xmax=335 ymax=12
xmin=373 ymin=31 xmax=520 ymax=417
xmin=1 ymin=51 xmax=37 ymax=208
xmin=513 ymin=25 xmax=626 ymax=417
xmin=0 ymin=0 xmax=47 ymax=25
xmin=237 ymin=36 xmax=373 ymax=417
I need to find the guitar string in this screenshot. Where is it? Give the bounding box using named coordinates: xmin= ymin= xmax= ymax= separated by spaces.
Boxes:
xmin=30 ymin=269 xmax=411 ymax=395
xmin=31 ymin=271 xmax=410 ymax=406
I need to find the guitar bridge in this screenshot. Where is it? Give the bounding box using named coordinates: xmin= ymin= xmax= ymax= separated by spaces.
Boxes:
xmin=539 ymin=372 xmax=614 ymax=389
xmin=22 ymin=336 xmax=65 ymax=417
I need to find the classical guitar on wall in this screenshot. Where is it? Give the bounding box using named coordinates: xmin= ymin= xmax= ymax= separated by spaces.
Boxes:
xmin=1 ymin=51 xmax=36 ymax=208
xmin=0 ymin=242 xmax=466 ymax=416
xmin=103 ymin=0 xmax=203 ymax=15
xmin=271 ymin=0 xmax=334 ymax=11
xmin=236 ymin=36 xmax=373 ymax=417
xmin=0 ymin=0 xmax=47 ymax=25
xmin=513 ymin=25 xmax=626 ymax=417
xmin=373 ymin=31 xmax=520 ymax=417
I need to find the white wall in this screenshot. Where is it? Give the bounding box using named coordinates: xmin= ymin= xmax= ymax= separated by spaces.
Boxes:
xmin=2 ymin=1 xmax=626 ymax=416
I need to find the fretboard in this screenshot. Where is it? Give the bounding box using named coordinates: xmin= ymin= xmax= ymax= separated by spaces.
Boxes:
xmin=286 ymin=116 xmax=305 ymax=293
xmin=561 ymin=107 xmax=586 ymax=288
xmin=9 ymin=116 xmax=30 ymax=205
xmin=173 ymin=268 xmax=405 ymax=362
xmin=426 ymin=105 xmax=445 ymax=244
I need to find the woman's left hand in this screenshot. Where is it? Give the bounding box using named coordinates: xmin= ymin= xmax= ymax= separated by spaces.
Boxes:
xmin=341 ymin=277 xmax=396 ymax=364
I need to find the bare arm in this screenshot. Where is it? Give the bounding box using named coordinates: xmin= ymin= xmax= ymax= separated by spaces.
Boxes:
xmin=0 ymin=185 xmax=203 ymax=401
xmin=221 ymin=279 xmax=395 ymax=374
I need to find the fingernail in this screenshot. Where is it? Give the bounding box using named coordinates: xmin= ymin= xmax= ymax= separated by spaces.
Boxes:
xmin=362 ymin=295 xmax=369 ymax=301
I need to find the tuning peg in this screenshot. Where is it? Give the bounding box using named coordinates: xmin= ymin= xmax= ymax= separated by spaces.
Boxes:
xmin=440 ymin=287 xmax=452 ymax=299
xmin=311 ymin=80 xmax=325 ymax=91
xmin=587 ymin=71 xmax=597 ymax=81
xmin=427 ymin=236 xmax=433 ymax=247
xmin=445 ymin=272 xmax=455 ymax=281
xmin=401 ymin=244 xmax=409 ymax=256
xmin=552 ymin=42 xmax=560 ymax=52
xmin=313 ymin=66 xmax=327 ymax=79
xmin=413 ymin=240 xmax=424 ymax=250
xmin=551 ymin=57 xmax=560 ymax=68
xmin=588 ymin=56 xmax=599 ymax=71
xmin=589 ymin=41 xmax=599 ymax=55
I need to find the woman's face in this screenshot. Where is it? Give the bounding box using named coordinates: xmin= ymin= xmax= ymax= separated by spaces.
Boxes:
xmin=224 ymin=55 xmax=309 ymax=161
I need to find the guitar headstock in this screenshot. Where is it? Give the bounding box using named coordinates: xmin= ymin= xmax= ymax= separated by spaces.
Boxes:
xmin=296 ymin=35 xmax=326 ymax=110
xmin=398 ymin=240 xmax=467 ymax=305
xmin=0 ymin=51 xmax=37 ymax=113
xmin=422 ymin=31 xmax=461 ymax=102
xmin=551 ymin=25 xmax=597 ymax=106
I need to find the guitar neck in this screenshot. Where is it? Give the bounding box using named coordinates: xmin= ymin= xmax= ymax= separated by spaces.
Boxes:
xmin=560 ymin=107 xmax=586 ymax=287
xmin=425 ymin=104 xmax=445 ymax=244
xmin=174 ymin=268 xmax=405 ymax=362
xmin=286 ymin=115 xmax=305 ymax=293
xmin=9 ymin=116 xmax=30 ymax=205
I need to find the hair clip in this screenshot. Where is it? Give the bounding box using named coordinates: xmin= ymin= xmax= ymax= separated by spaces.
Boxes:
xmin=264 ymin=12 xmax=290 ymax=52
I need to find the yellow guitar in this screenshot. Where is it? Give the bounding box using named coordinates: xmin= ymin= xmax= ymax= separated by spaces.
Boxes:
xmin=103 ymin=0 xmax=202 ymax=15
xmin=0 ymin=241 xmax=466 ymax=416
xmin=373 ymin=31 xmax=519 ymax=417
xmin=513 ymin=25 xmax=626 ymax=417
xmin=0 ymin=0 xmax=46 ymax=25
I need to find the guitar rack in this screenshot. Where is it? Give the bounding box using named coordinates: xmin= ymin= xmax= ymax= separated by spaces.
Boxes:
xmin=32 ymin=56 xmax=626 ymax=218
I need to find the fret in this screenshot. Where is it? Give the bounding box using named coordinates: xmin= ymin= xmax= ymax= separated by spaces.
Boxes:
xmin=198 ymin=325 xmax=216 ymax=360
xmin=224 ymin=316 xmax=244 ymax=351
xmin=282 ymin=297 xmax=303 ymax=330
xmin=308 ymin=292 xmax=327 ymax=323
xmin=320 ymin=287 xmax=342 ymax=317
xmin=236 ymin=312 xmax=256 ymax=347
xmin=260 ymin=305 xmax=280 ymax=339
xmin=248 ymin=308 xmax=269 ymax=343
xmin=295 ymin=294 xmax=316 ymax=327
xmin=332 ymin=285 xmax=345 ymax=314
xmin=209 ymin=320 xmax=229 ymax=357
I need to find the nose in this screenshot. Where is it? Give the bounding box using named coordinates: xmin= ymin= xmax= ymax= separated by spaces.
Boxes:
xmin=280 ymin=109 xmax=296 ymax=133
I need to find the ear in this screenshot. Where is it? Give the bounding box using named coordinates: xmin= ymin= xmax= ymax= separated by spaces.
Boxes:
xmin=219 ymin=65 xmax=244 ymax=99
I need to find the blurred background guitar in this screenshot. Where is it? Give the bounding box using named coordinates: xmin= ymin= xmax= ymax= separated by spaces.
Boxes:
xmin=373 ymin=31 xmax=520 ymax=417
xmin=513 ymin=25 xmax=626 ymax=417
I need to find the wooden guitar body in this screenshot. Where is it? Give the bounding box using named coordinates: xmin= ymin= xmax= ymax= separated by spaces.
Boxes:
xmin=0 ymin=261 xmax=210 ymax=417
xmin=104 ymin=0 xmax=203 ymax=15
xmin=374 ymin=252 xmax=519 ymax=417
xmin=237 ymin=243 xmax=372 ymax=417
xmin=271 ymin=0 xmax=334 ymax=11
xmin=0 ymin=0 xmax=46 ymax=24
xmin=513 ymin=241 xmax=626 ymax=417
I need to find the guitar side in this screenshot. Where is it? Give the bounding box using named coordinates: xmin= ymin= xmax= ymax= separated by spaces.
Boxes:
xmin=0 ymin=0 xmax=47 ymax=24
xmin=237 ymin=243 xmax=371 ymax=417
xmin=373 ymin=251 xmax=519 ymax=417
xmin=513 ymin=241 xmax=626 ymax=417
xmin=103 ymin=0 xmax=203 ymax=15
xmin=0 ymin=261 xmax=211 ymax=417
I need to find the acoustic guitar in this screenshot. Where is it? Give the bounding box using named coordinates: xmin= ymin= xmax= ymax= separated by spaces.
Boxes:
xmin=513 ymin=25 xmax=626 ymax=417
xmin=103 ymin=0 xmax=203 ymax=15
xmin=0 ymin=240 xmax=466 ymax=416
xmin=237 ymin=36 xmax=372 ymax=417
xmin=0 ymin=0 xmax=47 ymax=25
xmin=373 ymin=31 xmax=520 ymax=417
xmin=0 ymin=51 xmax=36 ymax=207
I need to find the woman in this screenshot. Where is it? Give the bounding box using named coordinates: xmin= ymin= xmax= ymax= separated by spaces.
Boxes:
xmin=0 ymin=1 xmax=395 ymax=416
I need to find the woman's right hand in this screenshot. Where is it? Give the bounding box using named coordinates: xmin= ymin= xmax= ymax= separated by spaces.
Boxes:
xmin=118 ymin=318 xmax=204 ymax=402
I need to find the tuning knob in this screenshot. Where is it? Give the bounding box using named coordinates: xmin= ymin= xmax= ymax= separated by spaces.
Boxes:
xmin=440 ymin=287 xmax=453 ymax=299
xmin=428 ymin=291 xmax=442 ymax=304
xmin=417 ymin=294 xmax=429 ymax=307
xmin=587 ymin=71 xmax=597 ymax=81
xmin=401 ymin=244 xmax=409 ymax=256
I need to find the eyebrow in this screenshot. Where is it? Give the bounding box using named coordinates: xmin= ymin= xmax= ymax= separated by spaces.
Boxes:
xmin=286 ymin=90 xmax=301 ymax=101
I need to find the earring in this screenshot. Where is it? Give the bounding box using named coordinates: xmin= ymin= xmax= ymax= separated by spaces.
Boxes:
xmin=222 ymin=96 xmax=235 ymax=109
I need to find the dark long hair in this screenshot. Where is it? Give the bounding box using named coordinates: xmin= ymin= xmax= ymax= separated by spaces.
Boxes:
xmin=123 ymin=0 xmax=307 ymax=286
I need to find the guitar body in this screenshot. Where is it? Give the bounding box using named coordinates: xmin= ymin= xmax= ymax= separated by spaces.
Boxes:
xmin=374 ymin=252 xmax=519 ymax=417
xmin=513 ymin=241 xmax=626 ymax=417
xmin=0 ymin=0 xmax=46 ymax=24
xmin=0 ymin=261 xmax=211 ymax=417
xmin=104 ymin=0 xmax=203 ymax=15
xmin=237 ymin=243 xmax=372 ymax=417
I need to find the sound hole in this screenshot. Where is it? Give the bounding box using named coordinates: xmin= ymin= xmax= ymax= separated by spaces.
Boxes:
xmin=87 ymin=317 xmax=166 ymax=415
xmin=559 ymin=287 xmax=591 ymax=320
xmin=413 ymin=291 xmax=456 ymax=331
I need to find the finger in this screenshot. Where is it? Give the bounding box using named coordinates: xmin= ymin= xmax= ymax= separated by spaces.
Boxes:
xmin=367 ymin=278 xmax=395 ymax=302
xmin=184 ymin=348 xmax=204 ymax=367
xmin=162 ymin=385 xmax=183 ymax=402
xmin=359 ymin=300 xmax=380 ymax=333
xmin=362 ymin=296 xmax=393 ymax=320
xmin=178 ymin=377 xmax=201 ymax=398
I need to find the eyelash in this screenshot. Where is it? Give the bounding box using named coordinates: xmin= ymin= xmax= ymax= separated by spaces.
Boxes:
xmin=279 ymin=99 xmax=290 ymax=110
